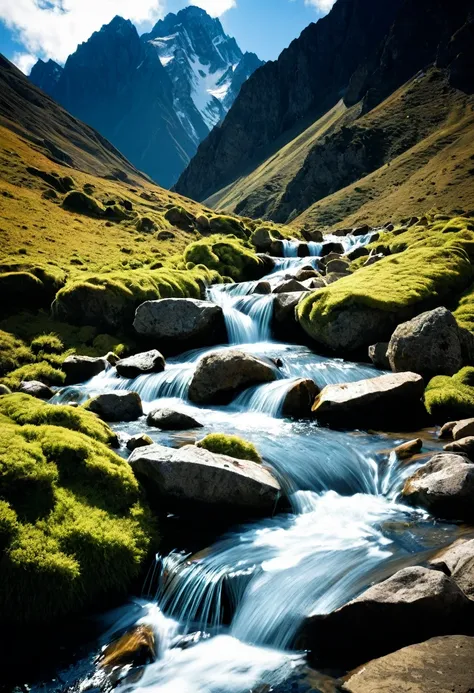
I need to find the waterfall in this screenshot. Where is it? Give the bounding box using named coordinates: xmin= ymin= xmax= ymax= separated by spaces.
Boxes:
xmin=208 ymin=284 xmax=274 ymax=345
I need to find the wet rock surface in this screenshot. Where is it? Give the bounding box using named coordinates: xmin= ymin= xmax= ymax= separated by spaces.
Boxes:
xmin=19 ymin=380 xmax=54 ymax=399
xmin=63 ymin=355 xmax=107 ymax=384
xmin=116 ymin=350 xmax=165 ymax=378
xmin=85 ymin=391 xmax=143 ymax=422
xmin=147 ymin=408 xmax=204 ymax=430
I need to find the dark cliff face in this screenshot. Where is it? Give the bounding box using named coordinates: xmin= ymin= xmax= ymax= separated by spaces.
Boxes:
xmin=29 ymin=58 xmax=63 ymax=93
xmin=174 ymin=0 xmax=405 ymax=201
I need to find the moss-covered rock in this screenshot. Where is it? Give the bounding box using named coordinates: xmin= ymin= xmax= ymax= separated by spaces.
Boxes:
xmin=196 ymin=433 xmax=262 ymax=463
xmin=62 ymin=190 xmax=104 ymax=217
xmin=251 ymin=226 xmax=283 ymax=252
xmin=30 ymin=333 xmax=64 ymax=355
xmin=425 ymin=367 xmax=474 ymax=422
xmin=0 ymin=421 xmax=154 ymax=626
xmin=0 ymin=262 xmax=66 ymax=318
xmin=184 ymin=236 xmax=262 ymax=282
xmin=0 ymin=330 xmax=33 ymax=377
xmin=209 ymin=215 xmax=249 ymax=240
xmin=297 ymin=245 xmax=473 ymax=353
xmin=0 ymin=393 xmax=117 ymax=446
xmin=52 ymin=266 xmax=221 ymax=330
xmin=2 ymin=361 xmax=65 ymax=391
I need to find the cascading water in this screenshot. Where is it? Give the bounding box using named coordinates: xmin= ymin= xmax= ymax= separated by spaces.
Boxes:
xmin=31 ymin=230 xmax=456 ymax=693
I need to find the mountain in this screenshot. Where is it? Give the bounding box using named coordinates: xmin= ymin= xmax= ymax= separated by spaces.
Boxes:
xmin=29 ymin=7 xmax=263 ymax=188
xmin=175 ymin=0 xmax=474 ymax=228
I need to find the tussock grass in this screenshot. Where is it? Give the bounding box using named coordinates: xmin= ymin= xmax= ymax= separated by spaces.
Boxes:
xmin=425 ymin=367 xmax=474 ymax=422
xmin=184 ymin=235 xmax=261 ymax=281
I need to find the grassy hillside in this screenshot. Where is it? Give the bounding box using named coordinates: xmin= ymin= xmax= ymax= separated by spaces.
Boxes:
xmin=206 ymin=69 xmax=474 ymax=228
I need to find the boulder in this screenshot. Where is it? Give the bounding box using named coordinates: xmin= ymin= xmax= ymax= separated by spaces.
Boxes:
xmin=430 ymin=538 xmax=474 ymax=598
xmin=368 ymin=342 xmax=390 ymax=370
xmin=85 ymin=391 xmax=143 ymax=422
xmin=297 ymin=243 xmax=310 ymax=257
xmin=387 ymin=308 xmax=464 ymax=379
xmin=105 ymin=351 xmax=120 ymax=366
xmin=196 ymin=214 xmax=210 ymax=230
xmin=188 ymin=350 xmax=277 ymax=404
xmin=352 ymin=224 xmax=371 ymax=236
xmin=19 ymin=380 xmax=54 ymax=399
xmin=453 ymin=418 xmax=474 ymax=441
xmin=403 ymin=453 xmax=474 ymax=521
xmin=439 ymin=420 xmax=457 ymax=439
xmin=126 ymin=434 xmax=154 ymax=452
xmin=129 ymin=443 xmax=281 ymax=517
xmin=346 ymin=246 xmax=369 ymax=262
xmin=325 ymin=259 xmax=350 ymax=274
xmin=325 ymin=271 xmax=350 ymax=284
xmin=444 ymin=436 xmax=474 ymax=459
xmin=393 ymin=438 xmax=423 ymax=460
xmin=133 ymin=298 xmax=226 ymax=350
xmin=299 ymin=566 xmax=473 ymax=669
xmin=301 ymin=277 xmax=326 ymax=290
xmin=312 ymin=372 xmax=425 ymax=428
xmin=0 ymin=384 xmax=11 ymax=395
xmin=273 ymin=279 xmax=307 ymax=294
xmin=116 ymin=350 xmax=165 ymax=379
xmin=253 ymin=281 xmax=272 ymax=295
xmin=147 ymin=408 xmax=203 ymax=431
xmin=320 ymin=251 xmax=343 ymax=267
xmin=300 ymin=229 xmax=323 ymax=243
xmin=100 ymin=625 xmax=155 ymax=671
xmin=62 ymin=355 xmax=107 ymax=385
xmin=320 ymin=242 xmax=344 ymax=256
xmin=295 ymin=268 xmax=319 ymax=282
xmin=343 ymin=635 xmax=474 ymax=693
xmin=281 ymin=379 xmax=319 ymax=418
xmin=164 ymin=206 xmax=194 ymax=229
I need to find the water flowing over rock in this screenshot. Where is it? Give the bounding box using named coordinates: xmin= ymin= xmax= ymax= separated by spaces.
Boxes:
xmin=85 ymin=391 xmax=143 ymax=422
xmin=116 ymin=350 xmax=165 ymax=378
xmin=134 ymin=298 xmax=226 ymax=351
xmin=387 ymin=308 xmax=465 ymax=378
xmin=147 ymin=408 xmax=203 ymax=431
xmin=129 ymin=443 xmax=281 ymax=517
xmin=343 ymin=635 xmax=474 ymax=693
xmin=403 ymin=453 xmax=474 ymax=521
xmin=281 ymin=379 xmax=319 ymax=418
xmin=62 ymin=355 xmax=107 ymax=384
xmin=99 ymin=625 xmax=156 ymax=671
xmin=18 ymin=380 xmax=54 ymax=399
xmin=299 ymin=566 xmax=474 ymax=669
xmin=188 ymin=349 xmax=277 ymax=404
xmin=430 ymin=539 xmax=474 ymax=599
xmin=273 ymin=279 xmax=308 ymax=294
xmin=312 ymin=372 xmax=425 ymax=428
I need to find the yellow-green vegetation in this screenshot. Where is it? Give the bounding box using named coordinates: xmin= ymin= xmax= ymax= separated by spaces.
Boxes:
xmin=53 ymin=265 xmax=222 ymax=329
xmin=196 ymin=433 xmax=262 ymax=463
xmin=0 ymin=394 xmax=117 ymax=446
xmin=297 ymin=222 xmax=474 ymax=351
xmin=2 ymin=361 xmax=65 ymax=390
xmin=0 ymin=420 xmax=154 ymax=625
xmin=425 ymin=367 xmax=474 ymax=422
xmin=184 ymin=235 xmax=262 ymax=281
xmin=453 ymin=282 xmax=474 ymax=332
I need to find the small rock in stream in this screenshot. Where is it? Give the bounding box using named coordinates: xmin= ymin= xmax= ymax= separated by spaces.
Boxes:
xmin=126 ymin=433 xmax=154 ymax=451
xmin=19 ymin=380 xmax=54 ymax=399
xmin=147 ymin=408 xmax=204 ymax=430
xmin=393 ymin=438 xmax=423 ymax=460
xmin=84 ymin=391 xmax=143 ymax=422
xmin=116 ymin=349 xmax=165 ymax=378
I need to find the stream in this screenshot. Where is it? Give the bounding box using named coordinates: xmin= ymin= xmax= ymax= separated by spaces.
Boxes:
xmin=34 ymin=234 xmax=460 ymax=693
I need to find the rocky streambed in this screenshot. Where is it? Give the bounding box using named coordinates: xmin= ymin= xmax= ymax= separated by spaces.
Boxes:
xmin=15 ymin=232 xmax=474 ymax=693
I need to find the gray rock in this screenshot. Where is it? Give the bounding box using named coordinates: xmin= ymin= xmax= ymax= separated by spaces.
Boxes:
xmin=343 ymin=635 xmax=474 ymax=693
xmin=133 ymin=298 xmax=226 ymax=349
xmin=352 ymin=224 xmax=371 ymax=236
xmin=62 ymin=355 xmax=107 ymax=385
xmin=253 ymin=281 xmax=272 ymax=295
xmin=299 ymin=566 xmax=474 ymax=669
xmin=444 ymin=436 xmax=474 ymax=460
xmin=188 ymin=349 xmax=277 ymax=404
xmin=295 ymin=268 xmax=319 ymax=282
xmin=325 ymin=271 xmax=350 ymax=284
xmin=85 ymin=391 xmax=143 ymax=422
xmin=430 ymin=539 xmax=474 ymax=598
xmin=387 ymin=308 xmax=464 ymax=378
xmin=320 ymin=251 xmax=343 ymax=267
xmin=19 ymin=380 xmax=54 ymax=399
xmin=147 ymin=408 xmax=203 ymax=430
xmin=0 ymin=384 xmax=12 ymax=395
xmin=129 ymin=443 xmax=281 ymax=517
xmin=273 ymin=279 xmax=307 ymax=294
xmin=453 ymin=418 xmax=474 ymax=441
xmin=126 ymin=434 xmax=154 ymax=452
xmin=300 ymin=229 xmax=323 ymax=243
xmin=281 ymin=379 xmax=319 ymax=418
xmin=439 ymin=420 xmax=457 ymax=439
xmin=325 ymin=259 xmax=350 ymax=274
xmin=403 ymin=452 xmax=474 ymax=521
xmin=368 ymin=342 xmax=390 ymax=370
xmin=312 ymin=372 xmax=425 ymax=428
xmin=116 ymin=350 xmax=165 ymax=379
xmin=320 ymin=242 xmax=344 ymax=256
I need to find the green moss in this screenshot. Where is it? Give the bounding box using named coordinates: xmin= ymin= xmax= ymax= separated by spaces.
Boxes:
xmin=2 ymin=361 xmax=65 ymax=390
xmin=52 ymin=266 xmax=221 ymax=329
xmin=196 ymin=433 xmax=262 ymax=463
xmin=0 ymin=330 xmax=33 ymax=377
xmin=92 ymin=334 xmax=130 ymax=358
xmin=208 ymin=215 xmax=249 ymax=240
xmin=297 ymin=245 xmax=473 ymax=351
xmin=0 ymin=393 xmax=117 ymax=446
xmin=62 ymin=190 xmax=105 ymax=217
xmin=184 ymin=235 xmax=262 ymax=281
xmin=31 ymin=333 xmax=64 ymax=355
xmin=0 ymin=421 xmax=154 ymax=625
xmin=453 ymin=282 xmax=474 ymax=331
xmin=425 ymin=367 xmax=474 ymax=422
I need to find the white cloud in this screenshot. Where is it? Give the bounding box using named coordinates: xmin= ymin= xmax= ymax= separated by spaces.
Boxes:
xmin=305 ymin=0 xmax=336 ymax=12
xmin=12 ymin=51 xmax=37 ymax=74
xmin=188 ymin=0 xmax=236 ymax=17
xmin=0 ymin=0 xmax=166 ymax=64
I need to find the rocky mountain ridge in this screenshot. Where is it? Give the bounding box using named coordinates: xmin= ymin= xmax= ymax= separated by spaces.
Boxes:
xmin=29 ymin=6 xmax=263 ymax=188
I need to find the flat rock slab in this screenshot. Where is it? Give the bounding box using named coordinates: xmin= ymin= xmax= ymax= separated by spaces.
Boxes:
xmin=116 ymin=350 xmax=165 ymax=378
xmin=403 ymin=452 xmax=474 ymax=522
xmin=312 ymin=372 xmax=425 ymax=428
xmin=343 ymin=635 xmax=474 ymax=693
xmin=129 ymin=443 xmax=281 ymax=517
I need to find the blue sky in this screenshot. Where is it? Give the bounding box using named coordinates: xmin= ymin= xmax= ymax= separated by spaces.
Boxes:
xmin=0 ymin=0 xmax=334 ymax=74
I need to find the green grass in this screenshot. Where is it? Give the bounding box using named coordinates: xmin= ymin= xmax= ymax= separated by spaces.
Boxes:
xmin=2 ymin=361 xmax=65 ymax=390
xmin=196 ymin=433 xmax=262 ymax=463
xmin=0 ymin=421 xmax=154 ymax=626
xmin=424 ymin=367 xmax=474 ymax=422
xmin=0 ymin=393 xmax=117 ymax=446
